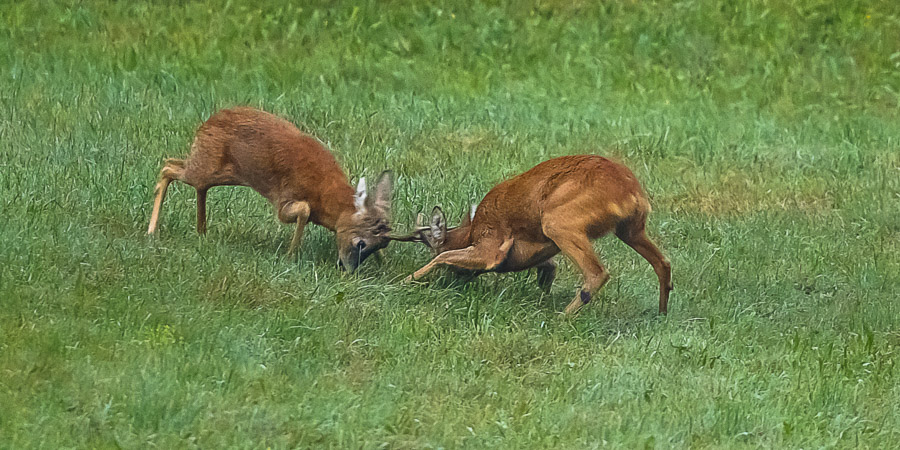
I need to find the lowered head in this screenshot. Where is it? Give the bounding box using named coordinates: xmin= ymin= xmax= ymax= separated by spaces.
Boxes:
xmin=335 ymin=171 xmax=393 ymax=272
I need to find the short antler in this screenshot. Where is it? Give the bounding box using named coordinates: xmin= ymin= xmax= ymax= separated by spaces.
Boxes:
xmin=387 ymin=226 xmax=429 ymax=242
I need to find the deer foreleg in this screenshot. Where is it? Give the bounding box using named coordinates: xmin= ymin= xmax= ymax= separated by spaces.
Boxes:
xmin=147 ymin=160 xmax=185 ymax=235
xmin=407 ymin=239 xmax=513 ymax=282
xmin=535 ymin=258 xmax=557 ymax=292
xmin=281 ymin=201 xmax=311 ymax=256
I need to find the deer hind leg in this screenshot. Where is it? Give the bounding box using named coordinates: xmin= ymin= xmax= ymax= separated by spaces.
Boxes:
xmin=279 ymin=201 xmax=311 ymax=256
xmin=147 ymin=159 xmax=186 ymax=235
xmin=617 ymin=225 xmax=672 ymax=314
xmin=406 ymin=238 xmax=514 ymax=282
xmin=535 ymin=258 xmax=557 ymax=292
xmin=544 ymin=224 xmax=609 ymax=315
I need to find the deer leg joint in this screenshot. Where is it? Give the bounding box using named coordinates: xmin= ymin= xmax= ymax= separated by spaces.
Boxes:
xmin=580 ymin=290 xmax=592 ymax=304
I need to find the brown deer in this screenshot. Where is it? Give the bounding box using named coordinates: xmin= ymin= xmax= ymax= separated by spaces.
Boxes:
xmin=391 ymin=155 xmax=672 ymax=314
xmin=147 ymin=107 xmax=393 ymax=272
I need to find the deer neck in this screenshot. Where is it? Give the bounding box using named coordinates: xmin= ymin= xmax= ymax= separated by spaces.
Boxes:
xmin=314 ymin=182 xmax=357 ymax=232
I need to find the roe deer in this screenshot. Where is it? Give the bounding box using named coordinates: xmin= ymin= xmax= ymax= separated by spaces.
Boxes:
xmin=147 ymin=107 xmax=393 ymax=272
xmin=391 ymin=155 xmax=672 ymax=314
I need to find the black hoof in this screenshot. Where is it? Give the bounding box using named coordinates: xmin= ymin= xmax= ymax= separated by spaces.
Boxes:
xmin=580 ymin=290 xmax=592 ymax=304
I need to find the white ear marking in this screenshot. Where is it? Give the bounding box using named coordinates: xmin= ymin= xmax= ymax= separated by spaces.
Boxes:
xmin=470 ymin=204 xmax=477 ymax=221
xmin=354 ymin=177 xmax=367 ymax=210
xmin=432 ymin=225 xmax=443 ymax=241
xmin=431 ymin=214 xmax=444 ymax=241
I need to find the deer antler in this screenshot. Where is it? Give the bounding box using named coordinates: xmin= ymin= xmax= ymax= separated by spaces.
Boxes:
xmin=387 ymin=226 xmax=429 ymax=242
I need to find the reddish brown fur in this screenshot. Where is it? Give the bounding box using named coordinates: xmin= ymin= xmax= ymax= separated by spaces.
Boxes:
xmin=147 ymin=107 xmax=393 ymax=271
xmin=398 ymin=155 xmax=672 ymax=314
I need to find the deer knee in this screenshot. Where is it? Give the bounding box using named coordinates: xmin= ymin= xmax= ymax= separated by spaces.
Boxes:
xmin=494 ymin=238 xmax=514 ymax=265
xmin=657 ymin=257 xmax=672 ymax=288
xmin=160 ymin=165 xmax=182 ymax=180
xmin=479 ymin=238 xmax=514 ymax=271
xmin=164 ymin=158 xmax=185 ymax=168
xmin=279 ymin=201 xmax=310 ymax=223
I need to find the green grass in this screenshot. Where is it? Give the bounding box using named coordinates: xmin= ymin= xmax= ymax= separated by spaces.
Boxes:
xmin=2 ymin=0 xmax=899 ymax=447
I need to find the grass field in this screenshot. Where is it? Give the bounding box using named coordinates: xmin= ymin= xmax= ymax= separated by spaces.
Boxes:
xmin=2 ymin=0 xmax=899 ymax=447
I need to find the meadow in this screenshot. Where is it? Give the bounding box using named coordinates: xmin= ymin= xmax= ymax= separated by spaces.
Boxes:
xmin=1 ymin=0 xmax=899 ymax=447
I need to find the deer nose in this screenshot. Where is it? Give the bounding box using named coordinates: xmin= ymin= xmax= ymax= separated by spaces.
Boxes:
xmin=355 ymin=239 xmax=366 ymax=251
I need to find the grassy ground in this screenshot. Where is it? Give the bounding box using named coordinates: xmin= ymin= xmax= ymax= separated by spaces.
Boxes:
xmin=2 ymin=0 xmax=899 ymax=447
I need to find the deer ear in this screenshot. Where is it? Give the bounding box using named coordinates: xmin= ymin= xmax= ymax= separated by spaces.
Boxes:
xmin=430 ymin=206 xmax=447 ymax=244
xmin=370 ymin=170 xmax=392 ymax=214
xmin=354 ymin=177 xmax=367 ymax=211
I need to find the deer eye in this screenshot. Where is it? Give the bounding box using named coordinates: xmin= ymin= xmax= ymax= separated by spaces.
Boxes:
xmin=375 ymin=224 xmax=391 ymax=235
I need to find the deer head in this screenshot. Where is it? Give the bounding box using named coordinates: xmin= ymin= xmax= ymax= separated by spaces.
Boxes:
xmin=335 ymin=171 xmax=393 ymax=271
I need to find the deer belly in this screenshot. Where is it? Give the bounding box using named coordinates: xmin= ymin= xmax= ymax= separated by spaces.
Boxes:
xmin=495 ymin=240 xmax=559 ymax=273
